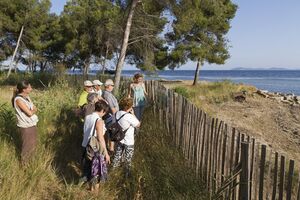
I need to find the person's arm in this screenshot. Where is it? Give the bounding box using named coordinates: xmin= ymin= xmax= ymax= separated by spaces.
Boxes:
xmin=128 ymin=83 xmax=132 ymax=98
xmin=16 ymin=99 xmax=37 ymax=117
xmin=105 ymin=95 xmax=118 ymax=114
xmin=128 ymin=111 xmax=141 ymax=128
xmin=96 ymin=120 xmax=110 ymax=164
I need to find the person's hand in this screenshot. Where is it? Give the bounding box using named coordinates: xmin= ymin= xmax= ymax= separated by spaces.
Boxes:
xmin=105 ymin=153 xmax=111 ymax=164
xmin=32 ymin=105 xmax=37 ymax=113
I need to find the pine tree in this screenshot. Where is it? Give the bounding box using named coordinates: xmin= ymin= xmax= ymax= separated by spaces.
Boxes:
xmin=168 ymin=0 xmax=237 ymax=85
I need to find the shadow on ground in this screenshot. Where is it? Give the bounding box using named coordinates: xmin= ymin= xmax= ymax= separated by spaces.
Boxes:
xmin=47 ymin=107 xmax=83 ymax=184
xmin=0 ymin=103 xmax=21 ymax=159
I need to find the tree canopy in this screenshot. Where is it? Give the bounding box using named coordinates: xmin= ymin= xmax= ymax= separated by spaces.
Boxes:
xmin=0 ymin=0 xmax=237 ymax=85
xmin=168 ymin=0 xmax=237 ymax=84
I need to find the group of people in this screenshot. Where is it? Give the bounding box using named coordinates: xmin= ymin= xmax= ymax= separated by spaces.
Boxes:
xmin=11 ymin=73 xmax=147 ymax=192
xmin=79 ymin=74 xmax=147 ymax=190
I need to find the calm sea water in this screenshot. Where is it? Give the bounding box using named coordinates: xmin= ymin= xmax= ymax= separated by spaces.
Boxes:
xmin=120 ymin=70 xmax=300 ymax=95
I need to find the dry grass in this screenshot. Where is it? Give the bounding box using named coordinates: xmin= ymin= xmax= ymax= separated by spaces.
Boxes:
xmin=166 ymin=80 xmax=257 ymax=115
xmin=0 ymin=75 xmax=207 ymax=199
xmin=0 ymin=81 xmax=111 ymax=199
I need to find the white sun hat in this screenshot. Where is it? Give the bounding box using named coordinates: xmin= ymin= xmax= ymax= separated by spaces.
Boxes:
xmin=92 ymin=80 xmax=103 ymax=86
xmin=84 ymin=80 xmax=93 ymax=87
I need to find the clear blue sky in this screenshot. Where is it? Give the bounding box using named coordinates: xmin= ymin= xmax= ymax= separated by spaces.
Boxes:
xmin=50 ymin=0 xmax=300 ymax=70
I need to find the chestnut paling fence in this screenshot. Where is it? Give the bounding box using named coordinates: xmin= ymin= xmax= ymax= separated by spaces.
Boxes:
xmin=145 ymin=80 xmax=300 ymax=200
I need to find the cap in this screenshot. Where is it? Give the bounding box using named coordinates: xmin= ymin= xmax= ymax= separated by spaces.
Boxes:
xmin=84 ymin=80 xmax=93 ymax=87
xmin=104 ymin=79 xmax=114 ymax=86
xmin=92 ymin=80 xmax=103 ymax=86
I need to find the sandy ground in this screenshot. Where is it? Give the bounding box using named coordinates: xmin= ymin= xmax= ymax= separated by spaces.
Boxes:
xmin=164 ymin=80 xmax=300 ymax=163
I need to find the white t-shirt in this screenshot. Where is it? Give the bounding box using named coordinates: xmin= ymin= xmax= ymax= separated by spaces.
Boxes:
xmin=82 ymin=112 xmax=106 ymax=147
xmin=14 ymin=96 xmax=39 ymax=128
xmin=95 ymin=89 xmax=102 ymax=97
xmin=115 ymin=111 xmax=140 ymax=146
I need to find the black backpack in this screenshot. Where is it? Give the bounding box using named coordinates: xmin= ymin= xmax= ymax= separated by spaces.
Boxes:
xmin=107 ymin=112 xmax=129 ymax=142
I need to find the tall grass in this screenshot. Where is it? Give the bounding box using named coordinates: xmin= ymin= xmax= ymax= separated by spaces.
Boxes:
xmin=0 ymin=74 xmax=207 ymax=199
xmin=0 ymin=79 xmax=101 ymax=199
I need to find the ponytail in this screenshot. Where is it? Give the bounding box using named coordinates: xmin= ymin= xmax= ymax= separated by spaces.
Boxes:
xmin=11 ymin=80 xmax=30 ymax=107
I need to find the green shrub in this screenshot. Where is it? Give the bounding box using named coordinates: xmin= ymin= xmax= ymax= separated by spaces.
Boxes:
xmin=174 ymin=86 xmax=190 ymax=98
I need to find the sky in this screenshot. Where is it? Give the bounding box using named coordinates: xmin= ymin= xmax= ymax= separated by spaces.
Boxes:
xmin=50 ymin=0 xmax=300 ymax=70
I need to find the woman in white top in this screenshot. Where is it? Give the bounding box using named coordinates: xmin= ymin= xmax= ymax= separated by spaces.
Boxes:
xmin=12 ymin=80 xmax=39 ymax=165
xmin=82 ymin=100 xmax=110 ymax=190
xmin=112 ymin=97 xmax=140 ymax=174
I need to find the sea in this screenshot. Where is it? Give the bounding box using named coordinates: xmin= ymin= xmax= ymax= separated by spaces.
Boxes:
xmin=75 ymin=69 xmax=300 ymax=95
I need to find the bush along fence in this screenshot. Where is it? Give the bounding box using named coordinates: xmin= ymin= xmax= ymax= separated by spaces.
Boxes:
xmin=145 ymin=80 xmax=300 ymax=200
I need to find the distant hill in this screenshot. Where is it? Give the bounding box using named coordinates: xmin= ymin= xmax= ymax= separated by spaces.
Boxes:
xmin=232 ymin=67 xmax=290 ymax=70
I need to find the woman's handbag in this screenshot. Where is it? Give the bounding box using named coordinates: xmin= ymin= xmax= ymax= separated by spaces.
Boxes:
xmin=86 ymin=119 xmax=103 ymax=160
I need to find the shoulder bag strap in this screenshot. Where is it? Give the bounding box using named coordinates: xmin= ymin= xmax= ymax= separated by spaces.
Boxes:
xmin=116 ymin=112 xmax=128 ymax=122
xmin=117 ymin=112 xmax=132 ymax=132
xmin=92 ymin=118 xmax=99 ymax=137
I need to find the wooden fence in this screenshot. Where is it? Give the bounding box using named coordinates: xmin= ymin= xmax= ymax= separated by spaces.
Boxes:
xmin=145 ymin=80 xmax=300 ymax=200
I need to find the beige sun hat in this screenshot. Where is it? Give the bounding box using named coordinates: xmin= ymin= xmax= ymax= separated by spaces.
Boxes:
xmin=104 ymin=79 xmax=114 ymax=86
xmin=84 ymin=80 xmax=93 ymax=87
xmin=92 ymin=80 xmax=103 ymax=86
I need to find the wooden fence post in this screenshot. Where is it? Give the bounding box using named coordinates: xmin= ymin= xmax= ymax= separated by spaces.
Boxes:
xmin=286 ymin=160 xmax=295 ymax=200
xmin=271 ymin=152 xmax=278 ymax=200
xmin=278 ymin=155 xmax=285 ymax=200
xmin=249 ymin=138 xmax=255 ymax=200
xmin=259 ymin=145 xmax=266 ymax=200
xmin=297 ymin=174 xmax=300 ymax=200
xmin=239 ymin=142 xmax=249 ymax=200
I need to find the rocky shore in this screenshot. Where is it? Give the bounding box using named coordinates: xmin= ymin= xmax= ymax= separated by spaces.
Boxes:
xmin=256 ymin=90 xmax=300 ymax=105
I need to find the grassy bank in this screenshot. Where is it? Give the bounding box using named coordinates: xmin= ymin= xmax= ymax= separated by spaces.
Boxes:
xmin=0 ymin=74 xmax=207 ymax=199
xmin=167 ymin=80 xmax=257 ymax=115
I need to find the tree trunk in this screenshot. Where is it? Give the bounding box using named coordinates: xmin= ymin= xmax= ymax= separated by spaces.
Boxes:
xmin=113 ymin=0 xmax=139 ymax=94
xmin=83 ymin=59 xmax=90 ymax=77
xmin=102 ymin=44 xmax=109 ymax=75
xmin=192 ymin=59 xmax=201 ymax=85
xmin=7 ymin=26 xmax=24 ymax=78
